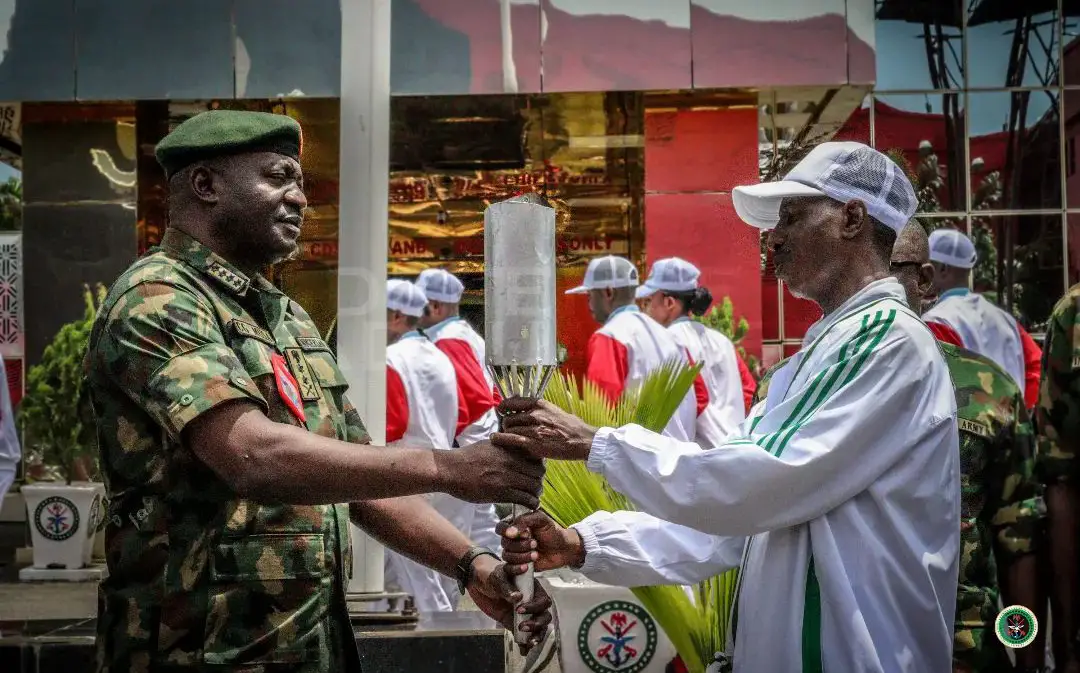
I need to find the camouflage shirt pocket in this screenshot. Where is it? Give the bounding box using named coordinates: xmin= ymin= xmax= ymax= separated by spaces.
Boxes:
xmin=203 ymin=533 xmax=331 ymax=667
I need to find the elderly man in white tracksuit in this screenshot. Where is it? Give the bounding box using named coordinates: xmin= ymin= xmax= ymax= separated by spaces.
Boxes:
xmin=415 ymin=268 xmax=503 ymax=556
xmin=636 ymin=257 xmax=747 ymax=447
xmin=496 ymin=142 xmax=960 ymax=672
xmin=567 ymin=255 xmax=699 ymax=442
xmin=383 ymin=279 xmax=469 ymax=612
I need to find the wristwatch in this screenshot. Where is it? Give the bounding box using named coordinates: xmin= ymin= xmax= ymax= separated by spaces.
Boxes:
xmin=455 ymin=546 xmax=500 ymax=595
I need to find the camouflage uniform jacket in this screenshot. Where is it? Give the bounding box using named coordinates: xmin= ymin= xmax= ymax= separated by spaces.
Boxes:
xmin=1037 ymin=283 xmax=1080 ymax=486
xmin=85 ymin=228 xmax=370 ymax=673
xmin=755 ymin=344 xmax=1042 ymax=671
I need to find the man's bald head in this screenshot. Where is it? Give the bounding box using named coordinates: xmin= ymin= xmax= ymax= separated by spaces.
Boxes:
xmin=894 ymin=221 xmax=929 ymax=265
xmin=890 ymin=220 xmax=935 ymax=314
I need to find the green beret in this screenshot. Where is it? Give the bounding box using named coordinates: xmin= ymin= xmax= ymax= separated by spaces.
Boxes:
xmin=154 ymin=109 xmax=302 ymax=178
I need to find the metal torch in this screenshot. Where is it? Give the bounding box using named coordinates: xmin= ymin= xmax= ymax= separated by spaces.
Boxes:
xmin=484 ymin=194 xmax=558 ymax=645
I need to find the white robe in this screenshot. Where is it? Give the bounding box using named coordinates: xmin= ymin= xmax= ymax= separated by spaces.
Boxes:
xmin=572 ymin=279 xmax=960 ymax=673
xmin=0 ymin=353 xmax=19 ymax=502
xmin=923 ymin=288 xmax=1025 ymax=389
xmin=667 ymin=318 xmax=746 ymax=447
xmin=384 ymin=333 xmax=466 ymax=612
xmin=424 ymin=316 xmax=502 ymax=554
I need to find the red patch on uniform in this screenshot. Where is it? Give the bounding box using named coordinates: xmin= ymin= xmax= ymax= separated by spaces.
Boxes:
xmin=271 ymin=352 xmax=306 ymax=424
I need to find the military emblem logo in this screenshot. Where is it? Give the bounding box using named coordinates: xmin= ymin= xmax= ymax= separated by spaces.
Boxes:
xmin=271 ymin=352 xmax=307 ymax=424
xmin=34 ymin=496 xmax=80 ymax=542
xmin=577 ymin=600 xmax=657 ymax=673
xmin=994 ymin=605 xmax=1038 ymax=649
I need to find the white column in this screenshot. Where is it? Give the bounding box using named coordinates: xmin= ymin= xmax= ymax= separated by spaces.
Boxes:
xmin=338 ymin=0 xmax=392 ymax=595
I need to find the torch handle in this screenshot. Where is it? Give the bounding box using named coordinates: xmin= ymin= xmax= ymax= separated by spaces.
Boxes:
xmin=511 ymin=503 xmax=536 ymax=645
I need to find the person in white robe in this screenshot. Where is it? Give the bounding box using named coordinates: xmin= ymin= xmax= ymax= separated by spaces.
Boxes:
xmin=415 ymin=268 xmax=503 ymax=554
xmin=0 ymin=353 xmax=19 ymax=503
xmin=636 ymin=257 xmax=747 ymax=446
xmin=382 ymin=279 xmax=462 ymax=612
xmin=494 ymin=142 xmax=960 ymax=673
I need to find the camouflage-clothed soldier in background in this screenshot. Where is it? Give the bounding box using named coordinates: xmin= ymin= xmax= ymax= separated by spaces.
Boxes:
xmin=755 ymin=221 xmax=1045 ymax=672
xmin=943 ymin=342 xmax=1042 ymax=672
xmin=85 ymin=110 xmax=551 ymax=673
xmin=1037 ymin=283 xmax=1080 ymax=673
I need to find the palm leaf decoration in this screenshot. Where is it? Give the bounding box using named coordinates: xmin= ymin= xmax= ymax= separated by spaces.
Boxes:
xmin=539 ymin=358 xmax=738 ymax=673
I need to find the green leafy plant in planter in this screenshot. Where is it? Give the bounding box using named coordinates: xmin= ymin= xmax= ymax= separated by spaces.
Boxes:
xmin=19 ymin=284 xmax=105 ymax=484
xmin=539 ymin=360 xmax=737 ymax=673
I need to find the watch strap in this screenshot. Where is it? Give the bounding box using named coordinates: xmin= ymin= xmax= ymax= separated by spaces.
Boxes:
xmin=455 ymin=546 xmax=499 ymax=595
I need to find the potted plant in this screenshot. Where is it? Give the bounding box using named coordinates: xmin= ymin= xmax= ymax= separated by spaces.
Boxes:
xmin=538 ymin=360 xmax=737 ymax=673
xmin=18 ymin=284 xmax=106 ymax=572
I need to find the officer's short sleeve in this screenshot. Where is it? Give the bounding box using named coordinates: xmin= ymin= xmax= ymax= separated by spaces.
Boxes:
xmin=101 ymin=282 xmax=267 ymax=441
xmin=1037 ymin=296 xmax=1080 ymax=483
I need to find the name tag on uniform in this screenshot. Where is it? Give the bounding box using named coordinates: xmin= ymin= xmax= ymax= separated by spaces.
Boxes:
xmin=229 ymin=320 xmax=275 ymax=346
xmin=958 ymin=418 xmax=991 ymax=438
xmin=296 ymin=337 xmax=330 ymax=353
xmin=285 ymin=348 xmax=322 ymax=401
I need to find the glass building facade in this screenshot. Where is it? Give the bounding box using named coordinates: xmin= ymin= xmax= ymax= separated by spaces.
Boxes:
xmin=0 ymin=0 xmax=1073 ymax=397
xmin=757 ymin=1 xmax=1074 ymax=366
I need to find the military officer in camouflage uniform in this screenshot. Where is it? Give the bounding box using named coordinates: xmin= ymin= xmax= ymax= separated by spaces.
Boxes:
xmin=1037 ymin=282 xmax=1080 ymax=673
xmin=85 ymin=110 xmax=551 ymax=672
xmin=755 ymin=221 xmax=1045 ymax=672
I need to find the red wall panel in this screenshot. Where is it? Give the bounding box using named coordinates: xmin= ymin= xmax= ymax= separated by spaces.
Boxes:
xmin=556 ymin=266 xmax=593 ymax=381
xmin=644 ymin=193 xmax=762 ymax=357
xmin=643 ymin=107 xmax=762 ymax=359
xmin=645 ymin=108 xmax=759 ymax=194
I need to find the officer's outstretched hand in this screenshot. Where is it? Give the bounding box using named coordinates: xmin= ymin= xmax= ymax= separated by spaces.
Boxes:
xmin=467 ymin=554 xmax=553 ymax=653
xmin=435 ymin=440 xmax=544 ymax=509
xmin=498 ymin=510 xmax=585 ymax=573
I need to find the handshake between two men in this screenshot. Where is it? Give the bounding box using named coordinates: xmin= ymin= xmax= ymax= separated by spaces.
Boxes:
xmin=481 ymin=396 xmax=603 ymax=576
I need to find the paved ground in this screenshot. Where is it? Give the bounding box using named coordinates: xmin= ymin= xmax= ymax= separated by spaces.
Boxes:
xmin=0 ymin=570 xmax=561 ymax=672
xmin=0 ymin=579 xmax=97 ymax=622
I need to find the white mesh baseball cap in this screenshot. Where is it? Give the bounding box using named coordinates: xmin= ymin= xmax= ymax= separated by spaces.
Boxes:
xmin=635 ymin=257 xmax=701 ymax=299
xmin=387 ymin=279 xmax=428 ymax=317
xmin=565 ymin=255 xmax=640 ymax=295
xmin=732 ymin=141 xmax=917 ymax=234
xmin=415 ymin=268 xmax=465 ymax=303
xmin=928 ymin=228 xmax=977 ymax=269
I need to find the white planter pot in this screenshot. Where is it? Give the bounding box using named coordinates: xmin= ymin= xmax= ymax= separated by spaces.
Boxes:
xmin=22 ymin=482 xmax=100 ymax=570
xmin=544 ymin=574 xmax=677 ymax=673
xmin=71 ymin=481 xmax=106 ymax=564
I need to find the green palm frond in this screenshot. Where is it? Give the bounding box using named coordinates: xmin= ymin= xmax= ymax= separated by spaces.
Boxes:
xmin=538 ymin=360 xmax=736 ymax=673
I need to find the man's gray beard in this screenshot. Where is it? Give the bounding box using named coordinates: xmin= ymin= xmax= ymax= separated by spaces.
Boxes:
xmin=786 ymin=283 xmax=810 ymax=301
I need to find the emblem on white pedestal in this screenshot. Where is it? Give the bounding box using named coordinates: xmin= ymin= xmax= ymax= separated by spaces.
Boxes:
xmin=994 ymin=604 xmax=1038 ymax=649
xmin=577 ymin=600 xmax=657 ymax=673
xmin=34 ymin=495 xmax=80 ymax=542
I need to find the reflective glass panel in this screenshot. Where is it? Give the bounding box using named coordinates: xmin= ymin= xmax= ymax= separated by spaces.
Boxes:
xmin=967 ymin=3 xmax=1059 ymax=88
xmin=969 ymin=90 xmax=1061 ymax=211
xmin=691 ymin=0 xmax=849 ymax=88
xmin=872 ymin=93 xmax=967 ymax=212
xmin=540 ymin=0 xmax=691 ymax=92
xmin=968 ymin=214 xmax=1065 ymax=330
xmin=874 ymin=0 xmax=963 ymax=91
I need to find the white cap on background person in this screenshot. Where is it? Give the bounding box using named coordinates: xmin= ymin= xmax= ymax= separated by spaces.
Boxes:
xmin=928 ymin=228 xmax=977 ymax=269
xmin=415 ymin=268 xmax=465 ymax=303
xmin=387 ymin=279 xmax=428 ymax=317
xmin=565 ymin=255 xmax=640 ymax=295
xmin=635 ymin=257 xmax=701 ymax=299
xmin=732 ymin=141 xmax=917 ymax=234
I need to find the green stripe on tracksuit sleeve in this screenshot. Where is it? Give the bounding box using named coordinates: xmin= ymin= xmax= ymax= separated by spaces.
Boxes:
xmin=770 ymin=311 xmax=895 ymax=458
xmin=757 ymin=310 xmax=894 ymax=457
